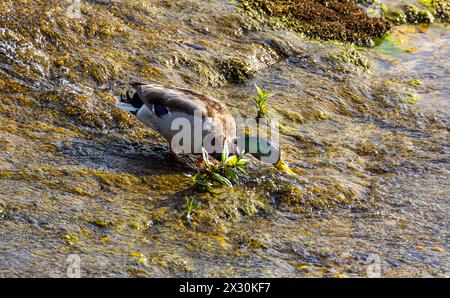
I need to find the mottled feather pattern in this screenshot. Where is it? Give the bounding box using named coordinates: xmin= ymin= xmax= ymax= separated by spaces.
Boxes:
xmin=130 ymin=82 xmax=237 ymax=154
xmin=131 ymin=83 xmax=228 ymax=119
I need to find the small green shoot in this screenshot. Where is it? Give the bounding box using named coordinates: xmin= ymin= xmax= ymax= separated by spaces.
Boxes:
xmin=253 ymin=84 xmax=274 ymax=119
xmin=186 ymin=146 xmax=248 ymax=193
xmin=185 ymin=196 xmax=200 ymax=220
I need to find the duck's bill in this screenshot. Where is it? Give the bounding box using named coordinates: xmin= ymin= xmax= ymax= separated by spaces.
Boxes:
xmin=274 ymin=158 xmax=294 ymax=175
xmin=116 ymin=101 xmax=139 ymax=113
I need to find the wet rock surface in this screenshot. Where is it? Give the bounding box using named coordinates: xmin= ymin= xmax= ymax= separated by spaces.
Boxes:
xmin=241 ymin=0 xmax=392 ymax=46
xmin=0 ymin=0 xmax=448 ymax=277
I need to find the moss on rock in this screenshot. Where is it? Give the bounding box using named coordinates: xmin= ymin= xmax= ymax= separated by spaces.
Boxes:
xmin=241 ymin=0 xmax=391 ymax=46
xmin=381 ymin=1 xmax=448 ymax=25
xmin=404 ymin=5 xmax=435 ymax=24
xmin=433 ymin=0 xmax=450 ymax=21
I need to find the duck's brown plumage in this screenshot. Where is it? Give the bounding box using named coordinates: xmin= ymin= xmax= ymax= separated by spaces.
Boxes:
xmin=130 ymin=82 xmax=237 ymax=154
xmin=131 ymin=82 xmax=228 ymax=117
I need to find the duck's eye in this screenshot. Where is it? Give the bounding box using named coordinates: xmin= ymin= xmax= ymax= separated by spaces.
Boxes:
xmin=154 ymin=104 xmax=169 ymax=117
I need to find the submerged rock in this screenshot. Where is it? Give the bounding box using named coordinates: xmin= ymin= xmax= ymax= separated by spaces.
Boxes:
xmin=404 ymin=5 xmax=435 ymax=24
xmin=432 ymin=0 xmax=450 ymax=21
xmin=380 ymin=0 xmax=449 ymax=25
xmin=0 ymin=0 xmax=448 ymax=278
xmin=241 ymin=0 xmax=391 ymax=46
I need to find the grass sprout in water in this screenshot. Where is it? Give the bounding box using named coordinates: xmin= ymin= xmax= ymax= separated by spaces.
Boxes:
xmin=253 ymin=84 xmax=274 ymax=119
xmin=186 ymin=147 xmax=249 ymax=192
xmin=185 ymin=196 xmax=200 ymax=220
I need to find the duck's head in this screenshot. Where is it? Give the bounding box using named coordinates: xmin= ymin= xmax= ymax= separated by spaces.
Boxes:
xmin=240 ymin=135 xmax=294 ymax=174
xmin=117 ymin=91 xmax=143 ymax=115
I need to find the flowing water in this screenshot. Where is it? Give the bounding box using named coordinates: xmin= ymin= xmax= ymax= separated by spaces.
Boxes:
xmin=0 ymin=0 xmax=448 ymax=277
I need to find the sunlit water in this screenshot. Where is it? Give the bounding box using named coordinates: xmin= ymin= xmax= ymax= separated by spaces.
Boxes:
xmin=0 ymin=0 xmax=448 ymax=277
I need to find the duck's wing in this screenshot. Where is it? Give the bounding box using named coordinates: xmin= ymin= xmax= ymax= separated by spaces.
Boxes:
xmin=130 ymin=82 xmax=237 ymax=153
xmin=130 ymin=82 xmax=227 ymax=119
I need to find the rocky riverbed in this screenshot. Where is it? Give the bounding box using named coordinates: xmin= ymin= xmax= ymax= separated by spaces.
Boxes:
xmin=0 ymin=0 xmax=448 ymax=277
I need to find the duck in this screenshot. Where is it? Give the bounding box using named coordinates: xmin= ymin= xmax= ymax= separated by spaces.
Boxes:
xmin=116 ymin=82 xmax=293 ymax=173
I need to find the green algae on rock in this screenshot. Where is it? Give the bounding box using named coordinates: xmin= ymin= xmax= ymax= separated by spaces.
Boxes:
xmin=404 ymin=5 xmax=435 ymax=24
xmin=380 ymin=0 xmax=449 ymax=25
xmin=0 ymin=0 xmax=448 ymax=278
xmin=420 ymin=0 xmax=450 ymax=22
xmin=241 ymin=0 xmax=392 ymax=46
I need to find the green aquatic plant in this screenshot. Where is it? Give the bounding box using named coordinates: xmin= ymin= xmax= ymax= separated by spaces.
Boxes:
xmin=380 ymin=4 xmax=407 ymax=25
xmin=380 ymin=3 xmax=436 ymax=25
xmin=253 ymin=84 xmax=274 ymax=119
xmin=130 ymin=252 xmax=149 ymax=267
xmin=403 ymin=93 xmax=420 ymax=104
xmin=187 ymin=147 xmax=248 ymax=192
xmin=407 ymin=79 xmax=423 ymax=87
xmin=404 ymin=5 xmax=435 ymax=24
xmin=373 ymin=33 xmax=405 ymax=57
xmin=241 ymin=0 xmax=391 ymax=46
xmin=185 ymin=196 xmax=200 ymax=220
